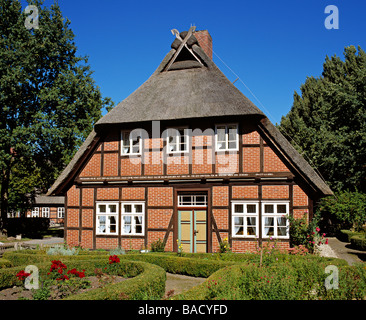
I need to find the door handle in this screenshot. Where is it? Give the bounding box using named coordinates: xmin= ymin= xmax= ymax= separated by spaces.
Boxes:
xmin=194 ymin=229 xmax=199 ymax=235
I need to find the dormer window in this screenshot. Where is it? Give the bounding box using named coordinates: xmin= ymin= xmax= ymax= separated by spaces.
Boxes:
xmin=121 ymin=130 xmax=142 ymax=155
xmin=215 ymin=124 xmax=239 ymax=151
xmin=166 ymin=128 xmax=189 ymax=153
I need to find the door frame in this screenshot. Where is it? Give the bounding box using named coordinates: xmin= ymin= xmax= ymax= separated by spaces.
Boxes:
xmin=173 ymin=187 xmax=211 ymax=253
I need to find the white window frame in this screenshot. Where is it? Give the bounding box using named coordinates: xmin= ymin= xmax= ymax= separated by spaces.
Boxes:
xmin=178 ymin=194 xmax=207 ymax=207
xmin=121 ymin=130 xmax=142 ymax=156
xmin=57 ymin=207 xmax=65 ymax=219
xmin=96 ymin=202 xmax=119 ymax=235
xmin=231 ymin=201 xmax=259 ymax=238
xmin=41 ymin=207 xmax=50 ymax=218
xmin=32 ymin=207 xmax=40 ymax=218
xmin=166 ymin=127 xmax=190 ymax=154
xmin=215 ymin=123 xmax=239 ymax=152
xmin=261 ymin=201 xmax=289 ymax=239
xmin=121 ymin=202 xmax=145 ymax=236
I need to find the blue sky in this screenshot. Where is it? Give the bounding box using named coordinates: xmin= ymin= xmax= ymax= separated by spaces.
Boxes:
xmin=22 ymin=0 xmax=366 ymax=124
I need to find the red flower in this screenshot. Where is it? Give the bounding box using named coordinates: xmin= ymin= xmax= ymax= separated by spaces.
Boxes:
xmin=16 ymin=270 xmax=31 ymax=281
xmin=109 ymin=255 xmax=120 ymax=264
xmin=325 ymin=239 xmax=328 ymax=245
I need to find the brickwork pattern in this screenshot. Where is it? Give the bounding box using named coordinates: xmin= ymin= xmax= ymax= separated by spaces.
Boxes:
xmin=262 ymin=185 xmax=289 ymax=199
xmin=81 ymin=188 xmax=94 ymax=207
xmin=103 ymin=153 xmax=119 ymax=176
xmin=263 ymin=147 xmax=289 ymax=172
xmin=148 ymin=209 xmax=172 ymax=229
xmin=212 ymin=186 xmax=229 ymax=207
xmin=293 ymin=185 xmax=308 ymax=206
xmin=148 ymin=187 xmax=173 ymax=207
xmin=232 ymin=185 xmax=259 ymax=199
xmin=79 ymin=154 xmax=101 ymax=177
xmin=96 ymin=188 xmax=119 ymax=201
xmin=122 ymin=187 xmax=145 ymax=200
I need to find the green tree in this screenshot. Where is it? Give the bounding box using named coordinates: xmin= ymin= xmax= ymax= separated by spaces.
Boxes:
xmin=279 ymin=46 xmax=366 ymax=193
xmin=0 ymin=0 xmax=113 ymax=233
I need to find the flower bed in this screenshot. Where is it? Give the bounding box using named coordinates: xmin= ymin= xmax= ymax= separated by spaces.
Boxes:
xmin=0 ymin=253 xmax=165 ymax=300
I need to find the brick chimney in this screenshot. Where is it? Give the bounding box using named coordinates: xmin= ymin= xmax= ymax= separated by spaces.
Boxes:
xmin=194 ymin=30 xmax=213 ymax=59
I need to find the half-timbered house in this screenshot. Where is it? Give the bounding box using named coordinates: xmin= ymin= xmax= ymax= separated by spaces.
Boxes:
xmin=47 ymin=28 xmax=332 ymax=253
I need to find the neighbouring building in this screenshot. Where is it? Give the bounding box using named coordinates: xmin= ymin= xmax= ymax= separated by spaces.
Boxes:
xmin=26 ymin=195 xmax=65 ymax=226
xmin=47 ymin=28 xmax=332 ymax=252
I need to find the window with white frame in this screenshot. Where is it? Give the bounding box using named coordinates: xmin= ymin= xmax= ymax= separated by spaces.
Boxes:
xmin=215 ymin=124 xmax=239 ymax=151
xmin=232 ymin=202 xmax=259 ymax=237
xmin=96 ymin=202 xmax=118 ymax=235
xmin=57 ymin=207 xmax=65 ymax=219
xmin=121 ymin=202 xmax=145 ymax=235
xmin=41 ymin=207 xmax=50 ymax=218
xmin=166 ymin=128 xmax=189 ymax=153
xmin=262 ymin=202 xmax=289 ymax=238
xmin=32 ymin=207 xmax=39 ymax=218
xmin=121 ymin=130 xmax=142 ymax=155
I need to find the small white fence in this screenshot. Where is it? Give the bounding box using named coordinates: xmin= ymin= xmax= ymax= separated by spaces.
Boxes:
xmin=0 ymin=242 xmax=46 ymax=256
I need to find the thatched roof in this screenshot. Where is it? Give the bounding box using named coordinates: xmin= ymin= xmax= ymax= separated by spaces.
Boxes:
xmin=47 ymin=29 xmax=332 ymax=197
xmin=94 ymin=42 xmax=264 ymax=130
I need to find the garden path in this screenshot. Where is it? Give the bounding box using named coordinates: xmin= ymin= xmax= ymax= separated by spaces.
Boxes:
xmin=165 ymin=273 xmax=206 ymax=297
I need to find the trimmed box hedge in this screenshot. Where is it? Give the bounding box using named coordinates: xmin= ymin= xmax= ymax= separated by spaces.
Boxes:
xmin=351 ymin=235 xmax=366 ymax=251
xmin=0 ymin=258 xmax=12 ymax=269
xmin=0 ymin=252 xmax=166 ymax=300
xmin=338 ymin=230 xmax=364 ymax=242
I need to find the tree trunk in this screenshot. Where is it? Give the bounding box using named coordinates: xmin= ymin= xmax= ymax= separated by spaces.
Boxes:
xmin=0 ymin=169 xmax=10 ymax=236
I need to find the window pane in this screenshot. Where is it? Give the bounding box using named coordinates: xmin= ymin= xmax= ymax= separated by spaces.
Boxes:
xmin=217 ymin=142 xmax=225 ymax=150
xmin=124 ymin=216 xmax=131 ymax=224
xmin=247 ymin=226 xmax=256 ymax=236
xmin=98 ymin=216 xmax=106 ymax=233
xmin=234 ymin=216 xmax=243 ymax=226
xmin=132 ymin=145 xmax=140 ymax=154
xmin=217 ymin=127 xmax=226 ymax=142
xmin=247 ymin=204 xmax=256 ymax=214
xmin=247 ymin=217 xmax=256 ymax=226
xmin=99 ymin=205 xmax=106 ymax=213
xmin=124 ymin=225 xmax=131 ymax=234
xmin=264 ymin=204 xmax=274 ymax=214
xmin=264 ymin=217 xmax=274 ymax=226
xmin=109 ymin=216 xmax=116 ymax=233
xmin=109 ymin=205 xmax=117 ymax=213
xmin=234 ymin=204 xmax=244 ymax=213
xmin=234 ymin=226 xmax=244 ymax=235
xmin=124 ymin=205 xmax=132 ymax=213
xmin=135 ymin=204 xmax=143 ymax=213
xmin=228 ymin=126 xmax=237 ymax=141
xmin=135 ymin=225 xmax=142 ymax=234
xmin=277 ymin=217 xmax=287 ymax=226
xmin=277 ymin=205 xmax=287 ymax=214
xmin=228 ymin=141 xmax=237 ymax=149
xmin=134 ymin=216 xmax=143 ymax=224
xmin=264 ymin=227 xmax=274 ymax=236
xmin=277 ymin=227 xmax=287 ymax=236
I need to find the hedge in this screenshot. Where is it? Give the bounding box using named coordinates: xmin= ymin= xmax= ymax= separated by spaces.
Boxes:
xmin=351 ymin=235 xmax=366 ymax=251
xmin=338 ymin=230 xmax=365 ymax=242
xmin=0 ymin=258 xmax=12 ymax=269
xmin=0 ymin=253 xmax=166 ymax=300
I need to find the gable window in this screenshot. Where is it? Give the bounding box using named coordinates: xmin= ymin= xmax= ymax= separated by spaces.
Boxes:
xmin=262 ymin=202 xmax=289 ymax=239
xmin=41 ymin=207 xmax=50 ymax=218
xmin=166 ymin=128 xmax=189 ymax=153
xmin=215 ymin=124 xmax=238 ymax=151
xmin=96 ymin=202 xmax=118 ymax=235
xmin=32 ymin=207 xmax=39 ymax=218
xmin=121 ymin=202 xmax=145 ymax=235
xmin=57 ymin=207 xmax=65 ymax=219
xmin=232 ymin=202 xmax=258 ymax=238
xmin=121 ymin=130 xmax=142 ymax=155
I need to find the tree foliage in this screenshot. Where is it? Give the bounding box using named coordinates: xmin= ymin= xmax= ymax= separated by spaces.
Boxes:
xmin=0 ymin=0 xmax=113 ymax=230
xmin=279 ymin=46 xmax=366 ymax=193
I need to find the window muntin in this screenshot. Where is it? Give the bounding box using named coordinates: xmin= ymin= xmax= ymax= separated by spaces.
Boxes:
xmin=166 ymin=128 xmax=189 ymax=153
xmin=231 ymin=202 xmax=259 ymax=238
xmin=41 ymin=207 xmax=50 ymax=218
xmin=215 ymin=124 xmax=238 ymax=151
xmin=262 ymin=202 xmax=289 ymax=239
xmin=178 ymin=194 xmax=207 ymax=207
xmin=96 ymin=202 xmax=119 ymax=235
xmin=32 ymin=207 xmax=39 ymax=218
xmin=121 ymin=130 xmax=142 ymax=155
xmin=121 ymin=202 xmax=145 ymax=235
xmin=57 ymin=207 xmax=65 ymax=219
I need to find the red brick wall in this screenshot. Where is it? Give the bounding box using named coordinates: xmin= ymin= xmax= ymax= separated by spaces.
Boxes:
xmin=293 ymin=185 xmax=308 ymax=206
xmin=96 ymin=188 xmax=119 ymax=201
xmin=242 ymin=147 xmax=260 ymax=172
xmin=81 ymin=188 xmax=94 ymax=207
xmin=67 ymin=208 xmax=79 ymax=228
xmin=263 ymin=147 xmax=289 ymax=172
xmin=232 ymin=186 xmax=258 ymax=199
xmin=122 ymin=187 xmax=145 ymax=200
xmin=148 ymin=209 xmax=172 ymax=229
xmin=212 ymin=186 xmax=229 ymax=206
xmin=96 ymin=237 xmax=119 ymax=250
xmin=194 ymin=30 xmax=213 ymax=59
xmin=213 ymin=209 xmax=228 ymax=230
xmin=120 ymin=157 xmax=141 ymax=176
xmin=103 ymin=153 xmax=118 ymax=176
xmin=148 ymin=187 xmax=173 ymax=207
xmin=166 ymin=155 xmax=189 ymax=175
xmin=121 ymin=238 xmax=144 ymax=250
xmin=67 ymin=185 xmax=79 ymax=207
xmin=262 ymin=185 xmax=289 ymax=199
xmin=79 ymin=153 xmax=101 ymax=177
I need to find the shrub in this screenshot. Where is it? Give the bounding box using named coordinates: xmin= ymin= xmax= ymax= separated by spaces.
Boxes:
xmin=0 ymin=258 xmax=12 ymax=269
xmin=150 ymin=238 xmax=165 ymax=252
xmin=338 ymin=230 xmax=364 ymax=242
xmin=46 ymin=244 xmax=80 ymax=256
xmin=317 ymin=190 xmax=366 ymax=232
xmin=351 ymin=235 xmax=366 ymax=251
